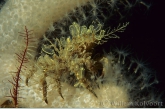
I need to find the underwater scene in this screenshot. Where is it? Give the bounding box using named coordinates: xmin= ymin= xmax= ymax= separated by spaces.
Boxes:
xmin=0 ymin=0 xmax=165 ymax=108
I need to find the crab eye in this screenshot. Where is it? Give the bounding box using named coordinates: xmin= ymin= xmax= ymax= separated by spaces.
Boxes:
xmin=41 ymin=44 xmax=55 ymax=55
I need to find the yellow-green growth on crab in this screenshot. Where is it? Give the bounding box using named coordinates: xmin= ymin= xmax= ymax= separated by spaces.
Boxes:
xmin=26 ymin=21 xmax=130 ymax=105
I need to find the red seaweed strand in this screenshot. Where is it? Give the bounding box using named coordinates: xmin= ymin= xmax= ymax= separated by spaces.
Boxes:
xmin=7 ymin=26 xmax=33 ymax=108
